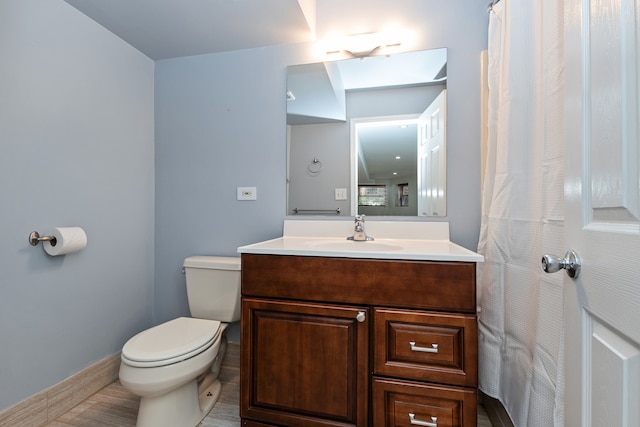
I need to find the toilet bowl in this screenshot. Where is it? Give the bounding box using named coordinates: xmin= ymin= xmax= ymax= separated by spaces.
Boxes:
xmin=119 ymin=256 xmax=241 ymax=427
xmin=120 ymin=318 xmax=227 ymax=427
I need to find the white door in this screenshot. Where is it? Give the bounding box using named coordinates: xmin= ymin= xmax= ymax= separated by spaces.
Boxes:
xmin=417 ymin=89 xmax=446 ymax=216
xmin=561 ymin=0 xmax=640 ymax=425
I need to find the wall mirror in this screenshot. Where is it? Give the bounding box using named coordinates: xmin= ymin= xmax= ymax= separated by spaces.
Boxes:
xmin=286 ymin=48 xmax=448 ymax=217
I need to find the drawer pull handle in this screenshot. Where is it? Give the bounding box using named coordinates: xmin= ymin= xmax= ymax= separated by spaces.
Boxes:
xmin=409 ymin=413 xmax=438 ymax=426
xmin=409 ymin=341 xmax=439 ymax=353
xmin=356 ymin=311 xmax=366 ymax=322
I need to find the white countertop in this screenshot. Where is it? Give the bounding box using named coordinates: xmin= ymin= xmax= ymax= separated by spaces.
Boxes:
xmin=237 ymin=220 xmax=483 ymax=262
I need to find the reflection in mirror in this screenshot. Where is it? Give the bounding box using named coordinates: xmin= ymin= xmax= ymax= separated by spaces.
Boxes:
xmin=352 ymin=116 xmax=419 ymax=216
xmin=286 ymin=48 xmax=447 ymax=217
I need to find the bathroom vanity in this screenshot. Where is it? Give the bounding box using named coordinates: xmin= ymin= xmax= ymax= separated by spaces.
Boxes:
xmin=238 ymin=221 xmax=483 ymax=427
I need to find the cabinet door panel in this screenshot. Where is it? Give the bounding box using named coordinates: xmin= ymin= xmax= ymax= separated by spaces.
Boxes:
xmin=241 ymin=298 xmax=369 ymax=427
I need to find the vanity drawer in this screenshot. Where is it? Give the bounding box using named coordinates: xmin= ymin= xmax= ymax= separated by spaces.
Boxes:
xmin=372 ymin=377 xmax=477 ymax=427
xmin=373 ymin=308 xmax=477 ymax=387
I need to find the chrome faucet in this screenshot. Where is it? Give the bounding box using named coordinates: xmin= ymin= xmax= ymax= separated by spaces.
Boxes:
xmin=347 ymin=215 xmax=374 ymax=241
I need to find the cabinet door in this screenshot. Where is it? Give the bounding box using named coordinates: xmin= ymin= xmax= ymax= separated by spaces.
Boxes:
xmin=241 ymin=298 xmax=369 ymax=427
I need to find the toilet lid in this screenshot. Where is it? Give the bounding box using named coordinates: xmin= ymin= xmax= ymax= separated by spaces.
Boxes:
xmin=122 ymin=317 xmax=221 ymax=368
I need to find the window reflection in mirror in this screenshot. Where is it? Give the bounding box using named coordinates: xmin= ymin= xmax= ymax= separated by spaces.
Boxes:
xmin=286 ymin=48 xmax=447 ymax=217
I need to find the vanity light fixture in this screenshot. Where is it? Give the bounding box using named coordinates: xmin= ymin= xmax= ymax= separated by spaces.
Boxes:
xmin=396 ymin=156 xmax=401 ymax=160
xmin=321 ymin=30 xmax=406 ymax=58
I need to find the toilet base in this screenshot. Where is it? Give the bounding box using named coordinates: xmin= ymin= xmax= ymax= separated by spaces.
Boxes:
xmin=121 ymin=328 xmax=230 ymax=427
xmin=135 ymin=371 xmax=221 ymax=427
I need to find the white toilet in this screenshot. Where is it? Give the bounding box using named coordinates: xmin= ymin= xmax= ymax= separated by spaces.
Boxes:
xmin=119 ymin=256 xmax=241 ymax=427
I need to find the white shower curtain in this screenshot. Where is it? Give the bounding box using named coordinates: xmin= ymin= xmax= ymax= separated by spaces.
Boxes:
xmin=477 ymin=1 xmax=565 ymax=426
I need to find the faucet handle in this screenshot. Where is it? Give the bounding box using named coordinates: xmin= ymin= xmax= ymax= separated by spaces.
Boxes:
xmin=348 ymin=214 xmax=373 ymax=241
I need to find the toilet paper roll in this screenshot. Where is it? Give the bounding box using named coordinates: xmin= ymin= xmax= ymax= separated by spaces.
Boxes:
xmin=43 ymin=227 xmax=87 ymax=256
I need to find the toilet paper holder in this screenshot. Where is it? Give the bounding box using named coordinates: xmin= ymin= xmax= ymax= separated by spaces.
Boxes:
xmin=28 ymin=231 xmax=57 ymax=247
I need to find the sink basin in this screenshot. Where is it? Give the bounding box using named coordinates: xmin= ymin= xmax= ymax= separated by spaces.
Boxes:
xmin=305 ymin=240 xmax=403 ymax=252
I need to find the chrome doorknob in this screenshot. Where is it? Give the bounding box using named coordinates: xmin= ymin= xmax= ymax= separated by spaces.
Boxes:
xmin=541 ymin=250 xmax=581 ymax=279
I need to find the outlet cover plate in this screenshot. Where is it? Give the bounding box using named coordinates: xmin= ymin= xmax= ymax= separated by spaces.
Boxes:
xmin=237 ymin=187 xmax=257 ymax=200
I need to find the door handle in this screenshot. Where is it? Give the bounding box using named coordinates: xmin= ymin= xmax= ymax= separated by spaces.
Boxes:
xmin=541 ymin=250 xmax=581 ymax=279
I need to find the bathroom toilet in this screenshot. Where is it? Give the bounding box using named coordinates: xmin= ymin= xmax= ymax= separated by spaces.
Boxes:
xmin=119 ymin=256 xmax=241 ymax=427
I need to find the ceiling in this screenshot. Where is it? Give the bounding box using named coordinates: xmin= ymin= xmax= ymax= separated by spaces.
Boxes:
xmin=63 ymin=0 xmax=317 ymax=59
xmin=62 ymin=0 xmax=425 ymax=60
xmin=358 ymin=123 xmax=418 ymax=181
xmin=286 ymin=48 xmax=447 ymax=124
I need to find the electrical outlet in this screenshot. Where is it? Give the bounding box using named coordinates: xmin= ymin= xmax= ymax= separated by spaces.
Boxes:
xmin=237 ymin=187 xmax=257 ymax=200
xmin=335 ymin=188 xmax=347 ymax=200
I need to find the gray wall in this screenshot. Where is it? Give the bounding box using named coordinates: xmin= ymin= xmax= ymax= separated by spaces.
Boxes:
xmin=0 ymin=0 xmax=155 ymax=411
xmin=288 ymin=122 xmax=351 ymax=214
xmin=154 ymin=48 xmax=290 ymax=327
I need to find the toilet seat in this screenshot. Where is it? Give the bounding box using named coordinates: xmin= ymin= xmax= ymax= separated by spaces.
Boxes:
xmin=122 ymin=317 xmax=221 ymax=368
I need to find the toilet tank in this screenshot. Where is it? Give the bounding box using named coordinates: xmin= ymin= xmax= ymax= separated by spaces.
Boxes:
xmin=183 ymin=256 xmax=241 ymax=322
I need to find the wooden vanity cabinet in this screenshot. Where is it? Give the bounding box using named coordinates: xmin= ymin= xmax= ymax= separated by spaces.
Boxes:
xmin=240 ymin=254 xmax=478 ymax=427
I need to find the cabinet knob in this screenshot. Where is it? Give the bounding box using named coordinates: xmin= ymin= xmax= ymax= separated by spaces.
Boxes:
xmin=356 ymin=311 xmax=366 ymax=322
